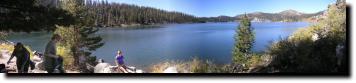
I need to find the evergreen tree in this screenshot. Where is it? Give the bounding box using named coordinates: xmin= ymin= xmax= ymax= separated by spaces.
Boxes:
xmin=232 ymin=14 xmax=255 ymax=64
xmin=84 ymin=0 xmax=198 ymax=27
xmin=0 ymin=0 xmax=74 ymax=32
xmin=55 ymin=0 xmax=104 ymax=72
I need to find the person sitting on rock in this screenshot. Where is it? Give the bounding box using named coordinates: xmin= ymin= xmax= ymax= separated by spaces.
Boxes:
xmin=7 ymin=43 xmax=35 ymax=73
xmin=115 ymin=50 xmax=130 ymax=73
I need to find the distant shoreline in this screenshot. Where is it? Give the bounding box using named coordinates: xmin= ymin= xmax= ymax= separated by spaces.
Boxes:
xmin=101 ymin=21 xmax=314 ymax=28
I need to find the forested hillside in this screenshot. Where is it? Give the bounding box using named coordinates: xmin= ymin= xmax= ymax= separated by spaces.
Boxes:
xmin=84 ymin=0 xmax=198 ymax=27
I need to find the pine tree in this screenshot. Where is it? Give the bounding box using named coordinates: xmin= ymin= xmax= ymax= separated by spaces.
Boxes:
xmin=232 ymin=14 xmax=255 ymax=64
xmin=55 ymin=0 xmax=104 ymax=72
xmin=0 ymin=0 xmax=74 ymax=32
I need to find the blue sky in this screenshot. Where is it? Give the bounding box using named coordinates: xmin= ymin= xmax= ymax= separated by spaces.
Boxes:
xmin=106 ymin=0 xmax=336 ymax=17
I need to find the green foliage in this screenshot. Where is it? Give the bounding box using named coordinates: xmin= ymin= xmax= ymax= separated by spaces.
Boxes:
xmin=54 ymin=0 xmax=104 ymax=71
xmin=56 ymin=45 xmax=74 ymax=69
xmin=0 ymin=0 xmax=74 ymax=32
xmin=189 ymin=58 xmax=219 ymax=73
xmin=85 ymin=0 xmax=197 ymax=27
xmin=325 ymin=0 xmax=347 ymax=42
xmin=266 ymin=38 xmax=314 ymax=72
xmin=261 ymin=0 xmax=347 ymax=73
xmin=23 ymin=45 xmax=35 ymax=59
xmin=54 ymin=26 xmax=77 ymax=69
xmin=232 ymin=14 xmax=255 ymax=64
xmin=0 ymin=43 xmax=14 ymax=55
xmin=246 ymin=54 xmax=263 ymax=68
xmin=196 ymin=16 xmax=236 ymax=23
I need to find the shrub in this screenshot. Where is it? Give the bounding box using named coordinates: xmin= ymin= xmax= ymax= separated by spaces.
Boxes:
xmin=56 ymin=45 xmax=75 ymax=69
xmin=149 ymin=58 xmax=230 ymax=73
xmin=258 ymin=0 xmax=347 ymax=73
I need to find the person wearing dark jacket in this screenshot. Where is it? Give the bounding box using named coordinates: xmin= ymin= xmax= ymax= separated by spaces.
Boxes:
xmin=7 ymin=43 xmax=35 ymax=73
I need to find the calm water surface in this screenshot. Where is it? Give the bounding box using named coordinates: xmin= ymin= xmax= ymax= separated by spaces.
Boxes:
xmin=7 ymin=22 xmax=310 ymax=69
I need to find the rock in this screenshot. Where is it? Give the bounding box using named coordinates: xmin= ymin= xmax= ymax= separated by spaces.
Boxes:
xmin=93 ymin=59 xmax=119 ymax=73
xmin=231 ymin=64 xmax=243 ymax=73
xmin=86 ymin=63 xmax=95 ymax=73
xmin=163 ymin=67 xmax=178 ymax=73
xmin=126 ymin=66 xmax=136 ymax=73
xmin=94 ymin=59 xmax=144 ymax=73
xmin=135 ymin=70 xmax=144 ymax=73
xmin=125 ymin=66 xmax=144 ymax=73
xmin=29 ymin=69 xmax=47 ymax=73
xmin=32 ymin=55 xmax=42 ymax=62
xmin=35 ymin=61 xmax=46 ymax=70
xmin=312 ymin=33 xmax=319 ymax=41
xmin=65 ymin=70 xmax=80 ymax=73
xmin=0 ymin=49 xmax=17 ymax=73
xmin=94 ymin=62 xmax=112 ymax=73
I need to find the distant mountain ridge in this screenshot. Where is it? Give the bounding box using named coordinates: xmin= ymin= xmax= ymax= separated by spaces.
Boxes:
xmin=197 ymin=9 xmax=324 ymax=23
xmin=279 ymin=9 xmax=303 ymax=16
xmin=236 ymin=9 xmax=325 ymax=22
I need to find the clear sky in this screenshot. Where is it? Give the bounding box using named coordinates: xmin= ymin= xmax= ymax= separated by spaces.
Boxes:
xmin=106 ymin=0 xmax=336 ymax=17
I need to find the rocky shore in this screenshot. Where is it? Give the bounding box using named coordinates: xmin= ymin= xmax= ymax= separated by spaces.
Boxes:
xmin=0 ymin=42 xmax=144 ymax=73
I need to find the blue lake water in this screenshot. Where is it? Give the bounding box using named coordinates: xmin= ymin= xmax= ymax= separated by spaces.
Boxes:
xmin=6 ymin=22 xmax=310 ymax=69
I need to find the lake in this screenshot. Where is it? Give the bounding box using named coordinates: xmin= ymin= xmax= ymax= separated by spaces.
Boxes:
xmin=6 ymin=22 xmax=310 ymax=69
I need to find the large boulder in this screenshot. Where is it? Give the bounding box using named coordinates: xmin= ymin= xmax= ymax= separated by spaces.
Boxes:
xmin=163 ymin=67 xmax=178 ymax=73
xmin=93 ymin=59 xmax=144 ymax=73
xmin=94 ymin=62 xmax=112 ymax=73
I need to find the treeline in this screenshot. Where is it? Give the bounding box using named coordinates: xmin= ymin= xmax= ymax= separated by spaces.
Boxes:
xmin=0 ymin=0 xmax=74 ymax=32
xmin=196 ymin=16 xmax=236 ymax=23
xmin=84 ymin=0 xmax=198 ymax=27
